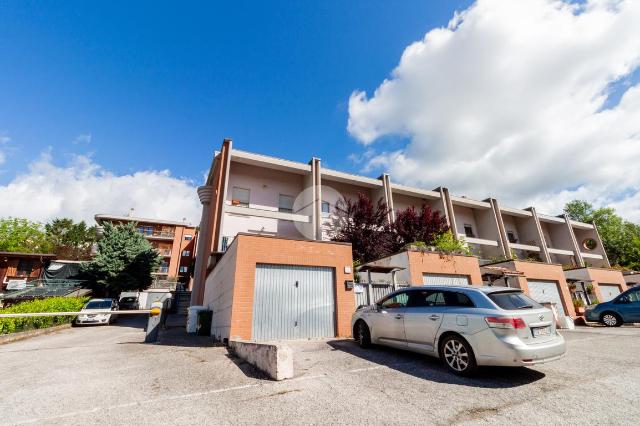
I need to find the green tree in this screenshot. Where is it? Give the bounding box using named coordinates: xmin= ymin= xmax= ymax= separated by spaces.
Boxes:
xmin=564 ymin=200 xmax=640 ymax=268
xmin=82 ymin=223 xmax=160 ymax=297
xmin=45 ymin=218 xmax=97 ymax=260
xmin=0 ymin=218 xmax=52 ymax=253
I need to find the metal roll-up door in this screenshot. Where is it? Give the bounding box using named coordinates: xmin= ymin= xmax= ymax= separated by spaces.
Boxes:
xmin=599 ymin=284 xmax=622 ymax=302
xmin=252 ymin=264 xmax=335 ymax=341
xmin=422 ymin=273 xmax=470 ymax=286
xmin=526 ymin=280 xmax=566 ymax=316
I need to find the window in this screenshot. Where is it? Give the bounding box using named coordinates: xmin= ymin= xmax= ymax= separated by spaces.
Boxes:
xmin=278 ymin=194 xmax=294 ymax=213
xmin=321 ymin=201 xmax=330 ymax=215
xmin=507 ymin=231 xmax=518 ymax=244
xmin=464 ymin=224 xmax=475 ymax=238
xmin=488 ymin=291 xmax=543 ymax=310
xmin=582 ymin=238 xmax=597 ymax=251
xmin=446 ymin=292 xmax=475 ymax=307
xmin=184 ymin=234 xmax=193 ymax=241
xmin=380 ymin=292 xmax=409 ymax=309
xmin=179 ymin=266 xmax=188 ymax=273
xmin=407 ymin=290 xmax=475 ymax=308
xmin=16 ymin=260 xmax=34 ymax=276
xmin=231 ymin=187 xmax=250 ymax=207
xmin=182 ymin=250 xmax=190 ymax=257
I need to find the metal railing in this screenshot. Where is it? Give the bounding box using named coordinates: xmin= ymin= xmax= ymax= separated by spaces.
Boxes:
xmin=355 ymin=282 xmax=409 ymax=307
xmin=140 ymin=230 xmax=175 ymax=238
xmin=158 ymin=249 xmax=172 ymax=257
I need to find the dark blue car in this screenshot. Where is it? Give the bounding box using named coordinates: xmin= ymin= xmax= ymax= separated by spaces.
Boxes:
xmin=585 ymin=286 xmax=640 ymax=326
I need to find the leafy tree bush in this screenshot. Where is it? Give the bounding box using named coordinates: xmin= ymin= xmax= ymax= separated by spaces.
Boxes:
xmin=0 ymin=218 xmax=52 ymax=253
xmin=393 ymin=205 xmax=448 ymax=250
xmin=0 ymin=297 xmax=89 ymax=335
xmin=331 ymin=193 xmax=395 ymax=263
xmin=433 ymin=231 xmax=471 ymax=255
xmin=82 ymin=223 xmax=160 ymax=297
xmin=45 ymin=218 xmax=97 ymax=260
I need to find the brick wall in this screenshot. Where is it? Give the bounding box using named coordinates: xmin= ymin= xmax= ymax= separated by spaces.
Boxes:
xmin=204 ymin=234 xmax=354 ymax=341
xmin=406 ymin=251 xmax=483 ymax=285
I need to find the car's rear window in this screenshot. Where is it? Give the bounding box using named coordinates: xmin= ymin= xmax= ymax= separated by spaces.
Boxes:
xmin=488 ymin=291 xmax=543 ymax=310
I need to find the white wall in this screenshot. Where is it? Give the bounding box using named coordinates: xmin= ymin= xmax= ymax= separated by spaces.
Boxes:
xmin=320 ymin=179 xmax=374 ymax=241
xmin=222 ymin=162 xmax=306 ymax=241
xmin=203 ymin=242 xmax=238 ymax=341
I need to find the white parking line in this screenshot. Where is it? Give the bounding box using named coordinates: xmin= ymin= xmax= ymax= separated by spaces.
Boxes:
xmin=15 ymin=374 xmax=329 ymax=424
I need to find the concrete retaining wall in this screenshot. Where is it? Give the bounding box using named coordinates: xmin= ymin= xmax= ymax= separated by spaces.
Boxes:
xmin=229 ymin=339 xmax=293 ymax=381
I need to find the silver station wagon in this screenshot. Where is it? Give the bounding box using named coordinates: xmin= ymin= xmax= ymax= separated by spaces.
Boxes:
xmin=351 ymin=286 xmax=566 ymax=375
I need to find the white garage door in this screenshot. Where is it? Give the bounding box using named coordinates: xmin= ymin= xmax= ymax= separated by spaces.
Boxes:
xmin=252 ymin=264 xmax=335 ymax=341
xmin=599 ymin=284 xmax=622 ymax=302
xmin=526 ymin=280 xmax=566 ymax=316
xmin=423 ymin=273 xmax=470 ymax=286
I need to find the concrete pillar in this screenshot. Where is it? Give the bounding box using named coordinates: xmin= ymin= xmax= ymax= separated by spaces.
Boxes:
xmin=527 ymin=206 xmax=552 ymax=264
xmin=592 ymin=221 xmax=611 ymax=268
xmin=563 ymin=214 xmax=585 ymax=267
xmin=312 ymin=158 xmax=323 ymax=240
xmin=380 ymin=174 xmax=395 ymax=223
xmin=489 ymin=198 xmax=510 ymax=259
xmin=440 ymin=187 xmax=459 ymax=239
xmin=190 ymin=185 xmax=214 ymax=306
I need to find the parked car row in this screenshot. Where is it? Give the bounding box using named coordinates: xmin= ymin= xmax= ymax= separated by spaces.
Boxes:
xmin=74 ymin=295 xmax=139 ymax=326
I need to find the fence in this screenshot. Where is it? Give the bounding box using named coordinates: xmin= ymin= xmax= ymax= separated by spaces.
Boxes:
xmin=355 ymin=282 xmax=409 ymax=307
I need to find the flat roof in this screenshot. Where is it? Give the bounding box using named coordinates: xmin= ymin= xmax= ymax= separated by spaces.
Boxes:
xmin=95 ymin=214 xmax=194 ymax=227
xmin=224 ymin=146 xmax=596 ymax=229
xmin=0 ymin=252 xmax=56 ymax=258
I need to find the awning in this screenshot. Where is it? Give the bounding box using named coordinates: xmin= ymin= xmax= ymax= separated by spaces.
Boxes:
xmin=480 ymin=266 xmax=524 ymax=277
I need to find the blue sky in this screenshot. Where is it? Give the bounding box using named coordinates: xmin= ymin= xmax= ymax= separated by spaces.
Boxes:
xmin=2 ymin=0 xmax=639 ymax=224
xmin=0 ymin=0 xmax=472 ymax=183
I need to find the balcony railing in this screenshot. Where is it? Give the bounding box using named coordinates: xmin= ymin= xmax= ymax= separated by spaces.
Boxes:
xmin=158 ymin=249 xmax=172 ymax=257
xmin=138 ymin=230 xmax=175 ymax=239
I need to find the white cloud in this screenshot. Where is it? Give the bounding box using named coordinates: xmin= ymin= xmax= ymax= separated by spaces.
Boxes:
xmin=73 ymin=133 xmax=92 ymax=144
xmin=73 ymin=134 xmax=92 ymax=144
xmin=0 ymin=152 xmax=202 ymax=225
xmin=348 ymin=0 xmax=640 ymax=221
xmin=0 ymin=134 xmax=10 ymax=165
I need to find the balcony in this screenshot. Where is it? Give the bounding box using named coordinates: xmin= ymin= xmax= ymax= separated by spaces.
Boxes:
xmin=510 ymin=242 xmax=540 ymax=252
xmin=157 ymin=249 xmax=172 ymax=257
xmin=138 ymin=229 xmax=175 ymax=240
xmin=547 ymin=247 xmax=575 ymax=256
xmin=225 ymin=204 xmax=311 ymax=223
xmin=458 ymin=235 xmax=499 ymax=247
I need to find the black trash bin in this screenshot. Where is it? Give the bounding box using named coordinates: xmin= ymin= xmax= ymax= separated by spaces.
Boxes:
xmin=196 ymin=310 xmax=212 ymax=336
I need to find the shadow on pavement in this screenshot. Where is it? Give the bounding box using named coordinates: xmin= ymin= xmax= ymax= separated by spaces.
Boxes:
xmin=327 ymin=339 xmax=545 ymax=388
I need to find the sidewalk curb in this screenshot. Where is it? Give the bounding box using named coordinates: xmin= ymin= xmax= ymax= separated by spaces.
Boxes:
xmin=0 ymin=323 xmax=72 ymax=345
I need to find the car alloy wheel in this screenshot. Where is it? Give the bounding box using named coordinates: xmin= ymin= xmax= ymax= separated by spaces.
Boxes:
xmin=443 ymin=339 xmax=470 ymax=373
xmin=602 ymin=313 xmax=619 ymax=327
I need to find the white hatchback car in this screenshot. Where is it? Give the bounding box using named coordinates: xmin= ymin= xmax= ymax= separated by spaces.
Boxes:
xmin=75 ymin=298 xmax=118 ymax=325
xmin=352 ymin=286 xmax=566 ymax=375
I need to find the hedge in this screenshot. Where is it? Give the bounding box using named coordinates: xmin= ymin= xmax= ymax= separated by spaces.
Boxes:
xmin=0 ymin=297 xmax=89 ymax=335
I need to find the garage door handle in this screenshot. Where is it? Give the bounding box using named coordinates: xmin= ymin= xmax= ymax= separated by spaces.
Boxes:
xmin=429 ymin=315 xmax=440 ymax=321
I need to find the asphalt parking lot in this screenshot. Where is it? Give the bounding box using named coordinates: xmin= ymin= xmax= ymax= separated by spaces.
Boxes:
xmin=1 ymin=319 xmax=639 ymax=425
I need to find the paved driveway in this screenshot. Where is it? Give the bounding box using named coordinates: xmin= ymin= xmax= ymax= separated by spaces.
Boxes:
xmin=1 ymin=320 xmax=639 ymax=425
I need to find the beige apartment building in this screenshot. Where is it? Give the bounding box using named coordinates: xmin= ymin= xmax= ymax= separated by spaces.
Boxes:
xmin=193 ymin=139 xmax=624 ymax=340
xmin=95 ymin=214 xmax=198 ymax=288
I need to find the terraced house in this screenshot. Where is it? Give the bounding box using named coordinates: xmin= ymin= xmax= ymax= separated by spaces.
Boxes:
xmin=192 ymin=139 xmax=626 ymax=341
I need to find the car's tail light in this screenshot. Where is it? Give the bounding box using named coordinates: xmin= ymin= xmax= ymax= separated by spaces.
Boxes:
xmin=485 ymin=316 xmax=526 ymax=329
